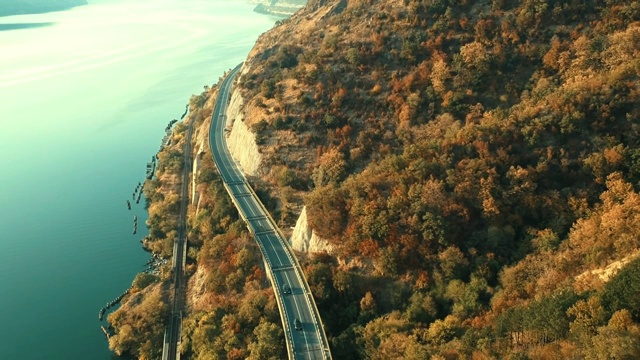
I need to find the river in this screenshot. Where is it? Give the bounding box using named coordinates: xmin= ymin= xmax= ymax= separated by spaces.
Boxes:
xmin=0 ymin=0 xmax=276 ymax=358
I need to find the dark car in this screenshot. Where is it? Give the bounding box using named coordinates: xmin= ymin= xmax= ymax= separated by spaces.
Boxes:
xmin=283 ymin=283 xmax=291 ymax=295
xmin=294 ymin=318 xmax=302 ymax=331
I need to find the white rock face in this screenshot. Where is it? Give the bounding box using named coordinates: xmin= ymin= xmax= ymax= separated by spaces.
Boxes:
xmin=225 ymin=90 xmax=262 ymax=176
xmin=192 ymin=140 xmax=205 ymax=207
xmin=290 ymin=206 xmax=334 ymax=253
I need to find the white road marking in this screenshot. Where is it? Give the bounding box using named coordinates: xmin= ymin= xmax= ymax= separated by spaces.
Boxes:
xmin=211 ymin=67 xmax=328 ymax=360
xmin=283 ymin=271 xmax=310 ymax=353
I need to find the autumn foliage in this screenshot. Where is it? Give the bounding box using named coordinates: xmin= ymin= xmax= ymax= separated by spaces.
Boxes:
xmin=236 ymin=0 xmax=640 ymax=357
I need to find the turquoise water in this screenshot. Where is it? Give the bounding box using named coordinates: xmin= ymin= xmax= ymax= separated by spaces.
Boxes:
xmin=0 ymin=1 xmax=275 ymax=358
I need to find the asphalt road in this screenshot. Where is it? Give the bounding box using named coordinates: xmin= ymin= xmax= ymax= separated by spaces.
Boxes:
xmin=209 ymin=65 xmax=331 ymax=360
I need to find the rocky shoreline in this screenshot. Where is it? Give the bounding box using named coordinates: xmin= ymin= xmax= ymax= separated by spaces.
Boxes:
xmin=98 ymin=114 xmax=183 ymax=339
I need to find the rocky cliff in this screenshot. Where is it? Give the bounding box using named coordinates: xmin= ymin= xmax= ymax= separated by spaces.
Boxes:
xmin=289 ymin=206 xmax=334 ymax=254
xmin=0 ymin=0 xmax=87 ymax=17
xmin=225 ymin=90 xmax=262 ymax=176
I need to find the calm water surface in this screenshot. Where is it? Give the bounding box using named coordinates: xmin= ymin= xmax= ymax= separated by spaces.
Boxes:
xmin=0 ymin=1 xmax=275 ymax=358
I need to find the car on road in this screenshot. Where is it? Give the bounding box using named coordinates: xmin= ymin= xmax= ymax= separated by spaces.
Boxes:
xmin=294 ymin=318 xmax=302 ymax=331
xmin=283 ymin=283 xmax=291 ymax=295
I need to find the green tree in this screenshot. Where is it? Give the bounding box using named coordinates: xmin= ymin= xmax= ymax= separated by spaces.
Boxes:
xmin=346 ymin=48 xmax=360 ymax=65
xmin=312 ymin=147 xmax=347 ymax=187
xmin=132 ymin=273 xmax=158 ymax=291
xmin=405 ymin=292 xmax=438 ymax=324
xmin=247 ymin=321 xmax=284 ymax=360
xmin=523 ymin=289 xmax=578 ymax=342
xmin=601 ymin=257 xmax=640 ymax=320
xmin=261 ymin=79 xmax=277 ymax=99
xmin=445 ymin=276 xmax=488 ymax=318
xmin=587 ymin=310 xmax=640 ymax=360
xmin=305 ymin=184 xmax=347 ymax=240
xmin=567 ymin=296 xmax=607 ymax=346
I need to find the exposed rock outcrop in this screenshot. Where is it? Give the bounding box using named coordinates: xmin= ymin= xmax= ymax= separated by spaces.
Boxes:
xmin=289 ymin=206 xmax=334 ymax=254
xmin=225 ymin=90 xmax=262 ymax=176
xmin=187 ymin=264 xmax=212 ymax=310
xmin=575 ymin=249 xmax=640 ymax=290
xmin=192 ymin=140 xmax=204 ymax=206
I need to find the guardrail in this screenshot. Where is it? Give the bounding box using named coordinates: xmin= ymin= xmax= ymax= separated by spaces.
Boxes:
xmin=162 ymin=329 xmax=169 ymax=360
xmin=211 ymin=64 xmax=332 ymax=359
xmin=243 ymin=180 xmax=330 ymax=357
xmin=213 ymin=68 xmax=297 ymax=358
xmin=220 ymin=180 xmax=296 ymax=358
xmin=244 ymin=181 xmax=331 ymax=358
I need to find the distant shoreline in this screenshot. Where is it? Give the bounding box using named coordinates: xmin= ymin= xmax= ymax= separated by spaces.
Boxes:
xmin=0 ymin=22 xmax=53 ymax=31
xmin=0 ymin=0 xmax=87 ymax=18
xmin=253 ymin=3 xmax=301 ymax=17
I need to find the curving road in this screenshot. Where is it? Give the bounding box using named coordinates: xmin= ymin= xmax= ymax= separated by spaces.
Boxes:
xmin=209 ymin=64 xmax=332 ymax=360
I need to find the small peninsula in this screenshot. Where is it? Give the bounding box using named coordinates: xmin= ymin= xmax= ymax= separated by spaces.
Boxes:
xmin=0 ymin=0 xmax=87 ymax=17
xmin=252 ymin=0 xmax=307 ymax=17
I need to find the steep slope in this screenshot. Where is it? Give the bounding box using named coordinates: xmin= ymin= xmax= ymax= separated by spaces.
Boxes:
xmin=229 ymin=0 xmax=640 ymax=357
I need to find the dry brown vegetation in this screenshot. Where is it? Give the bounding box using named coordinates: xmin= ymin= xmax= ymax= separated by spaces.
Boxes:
xmin=109 ymin=81 xmax=290 ymax=359
xmin=233 ymin=0 xmax=640 ymax=357
xmin=107 ymin=284 xmax=169 ymax=359
xmin=112 ymin=0 xmax=640 ymax=357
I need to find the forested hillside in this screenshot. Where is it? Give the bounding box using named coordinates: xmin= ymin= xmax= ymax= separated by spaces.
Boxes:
xmin=0 ymin=0 xmax=87 ymax=17
xmin=107 ymin=0 xmax=640 ymax=358
xmin=233 ymin=0 xmax=640 ymax=357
